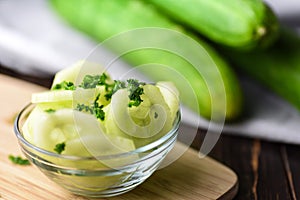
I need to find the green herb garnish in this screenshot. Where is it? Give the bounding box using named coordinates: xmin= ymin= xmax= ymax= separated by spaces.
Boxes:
xmin=104 ymin=80 xmax=126 ymax=101
xmin=8 ymin=155 xmax=30 ymax=165
xmin=52 ymin=81 xmax=76 ymax=90
xmin=75 ymin=75 xmax=145 ymax=120
xmin=79 ymin=73 xmax=111 ymax=89
xmin=78 ymin=74 xmax=145 ymax=106
xmin=44 ymin=108 xmax=56 ymax=113
xmin=93 ymin=94 xmax=105 ymax=120
xmin=76 ymin=94 xmax=105 ymax=120
xmin=54 ymin=142 xmax=66 ymax=154
xmin=76 ymin=104 xmax=94 ymax=114
xmin=127 ymin=79 xmax=145 ymax=107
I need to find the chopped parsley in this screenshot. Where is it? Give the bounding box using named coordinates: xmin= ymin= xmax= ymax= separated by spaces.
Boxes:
xmin=8 ymin=155 xmax=30 ymax=166
xmin=54 ymin=142 xmax=66 ymax=154
xmin=79 ymin=73 xmax=111 ymax=89
xmin=93 ymin=94 xmax=105 ymax=120
xmin=112 ymin=80 xmax=126 ymax=93
xmin=76 ymin=94 xmax=105 ymax=120
xmin=104 ymin=80 xmax=126 ymax=101
xmin=78 ymin=74 xmax=144 ymax=106
xmin=52 ymin=81 xmax=76 ymax=90
xmin=105 ymin=78 xmax=145 ymax=107
xmin=127 ymin=79 xmax=145 ymax=107
xmin=44 ymin=108 xmax=56 ymax=113
xmin=54 ymin=74 xmax=146 ymax=120
xmin=76 ymin=104 xmax=93 ymax=114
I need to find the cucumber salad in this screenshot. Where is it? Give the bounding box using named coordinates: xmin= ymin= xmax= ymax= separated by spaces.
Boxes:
xmin=23 ymin=61 xmax=180 ymax=157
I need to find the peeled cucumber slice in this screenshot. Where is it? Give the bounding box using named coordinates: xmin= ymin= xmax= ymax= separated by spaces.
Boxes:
xmin=142 ymin=84 xmax=174 ymax=137
xmin=64 ymin=135 xmax=135 ymax=156
xmin=22 ymin=106 xmax=43 ymax=143
xmin=24 ymin=108 xmax=135 ymax=158
xmin=104 ymin=84 xmax=175 ymax=147
xmin=32 ymin=90 xmax=74 ymax=103
xmin=108 ymin=88 xmax=167 ymax=138
xmin=156 ymin=81 xmax=180 ymax=123
xmin=73 ymin=87 xmax=110 ymax=107
xmin=51 ymin=60 xmax=111 ymax=88
xmin=128 ymin=94 xmax=151 ymax=120
xmin=32 ymin=87 xmax=110 ymax=109
xmin=51 ymin=60 xmax=82 ymax=87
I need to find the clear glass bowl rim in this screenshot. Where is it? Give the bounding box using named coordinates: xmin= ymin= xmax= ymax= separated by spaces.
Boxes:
xmin=14 ymin=103 xmax=181 ymax=161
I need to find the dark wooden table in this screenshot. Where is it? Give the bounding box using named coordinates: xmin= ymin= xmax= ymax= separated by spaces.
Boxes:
xmin=1 ymin=65 xmax=299 ymax=200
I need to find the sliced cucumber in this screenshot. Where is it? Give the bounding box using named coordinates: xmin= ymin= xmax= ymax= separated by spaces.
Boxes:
xmin=108 ymin=88 xmax=167 ymax=138
xmin=51 ymin=60 xmax=83 ymax=88
xmin=104 ymin=84 xmax=175 ymax=148
xmin=24 ymin=107 xmax=136 ymax=159
xmin=32 ymin=87 xmax=110 ymax=109
xmin=30 ymin=108 xmax=76 ymax=151
xmin=52 ymin=60 xmax=110 ymax=88
xmin=103 ymin=103 xmax=132 ymax=139
xmin=156 ymin=81 xmax=180 ymax=123
xmin=73 ymin=87 xmax=109 ymax=107
xmin=32 ymin=90 xmax=73 ymax=103
xmin=65 ymin=135 xmax=132 ymax=156
xmin=25 ymin=62 xmax=180 ymax=161
xmin=128 ymin=94 xmax=151 ymax=120
xmin=22 ymin=106 xmax=43 ymax=143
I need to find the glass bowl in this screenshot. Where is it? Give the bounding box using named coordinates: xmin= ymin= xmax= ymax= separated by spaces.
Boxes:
xmin=14 ymin=104 xmax=180 ymax=198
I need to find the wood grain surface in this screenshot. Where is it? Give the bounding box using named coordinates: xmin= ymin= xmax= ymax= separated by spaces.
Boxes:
xmin=0 ymin=74 xmax=238 ymax=200
xmin=190 ymin=127 xmax=300 ymax=200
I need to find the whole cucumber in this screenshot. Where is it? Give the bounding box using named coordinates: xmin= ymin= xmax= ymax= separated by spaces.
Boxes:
xmin=223 ymin=29 xmax=300 ymax=111
xmin=147 ymin=0 xmax=279 ymax=50
xmin=50 ymin=0 xmax=243 ymax=121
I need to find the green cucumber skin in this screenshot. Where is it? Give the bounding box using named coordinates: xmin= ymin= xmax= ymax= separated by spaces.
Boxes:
xmin=147 ymin=0 xmax=279 ymax=50
xmin=50 ymin=0 xmax=243 ymax=120
xmin=224 ymin=29 xmax=300 ymax=111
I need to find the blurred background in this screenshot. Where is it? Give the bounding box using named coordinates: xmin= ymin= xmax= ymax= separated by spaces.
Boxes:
xmin=0 ymin=0 xmax=300 ymax=144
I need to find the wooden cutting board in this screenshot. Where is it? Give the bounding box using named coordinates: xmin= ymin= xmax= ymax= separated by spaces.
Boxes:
xmin=0 ymin=74 xmax=238 ymax=200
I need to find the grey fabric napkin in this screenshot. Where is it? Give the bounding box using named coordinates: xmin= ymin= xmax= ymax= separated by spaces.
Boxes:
xmin=1 ymin=0 xmax=300 ymax=144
